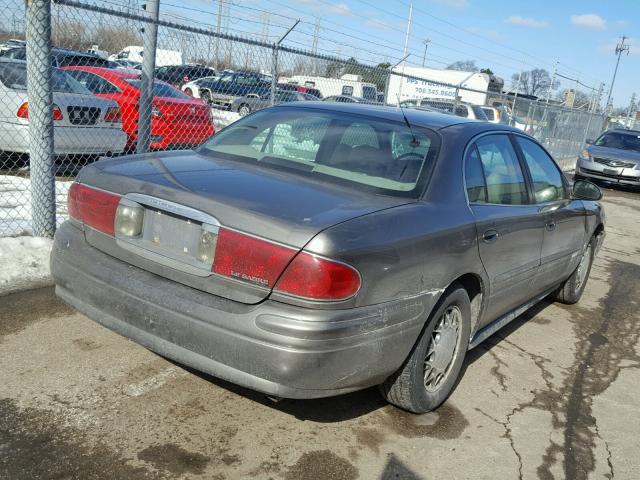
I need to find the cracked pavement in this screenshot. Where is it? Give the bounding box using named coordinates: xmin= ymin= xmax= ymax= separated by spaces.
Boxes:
xmin=1 ymin=185 xmax=639 ymax=480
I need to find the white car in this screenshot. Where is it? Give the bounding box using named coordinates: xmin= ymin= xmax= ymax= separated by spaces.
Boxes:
xmin=400 ymin=98 xmax=489 ymax=121
xmin=181 ymin=75 xmax=220 ymax=99
xmin=0 ymin=59 xmax=126 ymax=156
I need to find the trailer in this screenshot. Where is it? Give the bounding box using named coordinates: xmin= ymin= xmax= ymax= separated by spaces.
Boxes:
xmin=386 ymin=66 xmax=503 ymax=106
xmin=109 ymin=46 xmax=183 ymax=67
xmin=283 ymin=74 xmax=378 ymax=101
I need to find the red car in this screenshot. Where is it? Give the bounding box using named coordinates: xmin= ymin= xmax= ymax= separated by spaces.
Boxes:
xmin=63 ymin=66 xmax=214 ymax=151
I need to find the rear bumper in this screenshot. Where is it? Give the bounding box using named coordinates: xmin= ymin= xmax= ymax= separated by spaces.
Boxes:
xmin=0 ymin=122 xmax=127 ymax=155
xmin=576 ymin=157 xmax=640 ymax=186
xmin=51 ymin=222 xmax=430 ymax=399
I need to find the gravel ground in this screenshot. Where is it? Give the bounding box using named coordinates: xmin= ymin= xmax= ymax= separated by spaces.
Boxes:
xmin=0 ymin=184 xmax=638 ymax=480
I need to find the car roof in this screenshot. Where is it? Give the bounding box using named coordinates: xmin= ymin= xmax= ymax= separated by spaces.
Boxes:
xmin=604 ymin=128 xmax=640 ymax=136
xmin=282 ymin=101 xmax=488 ymax=130
xmin=65 ymin=66 xmax=139 ymax=79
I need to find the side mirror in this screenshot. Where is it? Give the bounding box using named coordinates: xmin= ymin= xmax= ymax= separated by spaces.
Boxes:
xmin=585 ymin=138 xmax=594 ymax=145
xmin=573 ymin=179 xmax=602 ymax=201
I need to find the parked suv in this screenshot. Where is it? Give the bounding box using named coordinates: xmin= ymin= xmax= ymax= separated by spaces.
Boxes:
xmin=576 ymin=129 xmax=640 ymax=187
xmin=0 ymin=46 xmax=112 ymax=68
xmin=197 ymin=71 xmax=272 ymax=108
xmin=155 ymin=64 xmax=217 ymax=88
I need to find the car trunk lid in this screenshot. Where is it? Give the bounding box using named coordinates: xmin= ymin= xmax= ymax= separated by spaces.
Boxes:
xmin=76 ymin=150 xmax=409 ymax=303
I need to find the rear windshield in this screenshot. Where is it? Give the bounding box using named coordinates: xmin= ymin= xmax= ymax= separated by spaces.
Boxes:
xmin=595 ymin=132 xmax=640 ymax=152
xmin=125 ymin=79 xmax=191 ymax=99
xmin=0 ymin=62 xmax=91 ymax=94
xmin=200 ymin=107 xmax=440 ymax=196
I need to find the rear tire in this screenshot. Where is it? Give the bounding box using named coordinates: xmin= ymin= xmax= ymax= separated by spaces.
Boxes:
xmin=554 ymin=237 xmax=595 ymax=304
xmin=380 ymin=284 xmax=470 ymax=414
xmin=238 ymin=104 xmax=251 ymax=116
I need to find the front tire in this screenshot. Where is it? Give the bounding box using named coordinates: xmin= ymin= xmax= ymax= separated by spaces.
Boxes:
xmin=380 ymin=284 xmax=471 ymax=413
xmin=238 ymin=104 xmax=251 ymax=116
xmin=554 ymin=236 xmax=595 ymax=304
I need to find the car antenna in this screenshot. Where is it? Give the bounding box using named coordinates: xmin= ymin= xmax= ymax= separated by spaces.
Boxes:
xmin=396 ymin=94 xmax=420 ymax=148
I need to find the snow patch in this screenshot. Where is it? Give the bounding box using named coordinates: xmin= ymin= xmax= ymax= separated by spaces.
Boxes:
xmin=0 ymin=235 xmax=54 ymax=296
xmin=0 ymin=175 xmax=73 ymax=237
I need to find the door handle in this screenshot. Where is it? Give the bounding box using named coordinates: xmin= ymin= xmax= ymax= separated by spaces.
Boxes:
xmin=483 ymin=230 xmax=499 ymax=243
xmin=546 ymin=222 xmax=556 ymax=231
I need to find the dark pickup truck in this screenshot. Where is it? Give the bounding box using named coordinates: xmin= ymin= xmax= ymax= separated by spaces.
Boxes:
xmin=197 ymin=71 xmax=271 ymax=108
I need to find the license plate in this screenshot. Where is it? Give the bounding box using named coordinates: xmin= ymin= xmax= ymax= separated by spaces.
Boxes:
xmin=603 ymin=168 xmax=620 ymax=176
xmin=141 ymin=207 xmax=203 ymax=262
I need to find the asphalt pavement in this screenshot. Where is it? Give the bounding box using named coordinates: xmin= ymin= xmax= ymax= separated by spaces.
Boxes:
xmin=1 ymin=184 xmax=638 ymax=480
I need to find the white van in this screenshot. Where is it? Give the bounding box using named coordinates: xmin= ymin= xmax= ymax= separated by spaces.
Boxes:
xmin=284 ymin=74 xmax=378 ymax=102
xmin=109 ymin=46 xmax=183 ymax=67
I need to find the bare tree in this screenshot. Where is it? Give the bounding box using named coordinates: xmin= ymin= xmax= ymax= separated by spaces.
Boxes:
xmin=556 ymin=89 xmax=591 ymax=110
xmin=511 ymin=68 xmax=558 ymax=98
xmin=446 ymin=60 xmax=479 ymax=72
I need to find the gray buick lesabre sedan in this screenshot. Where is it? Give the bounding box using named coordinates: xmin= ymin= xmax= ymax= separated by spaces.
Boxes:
xmin=52 ymin=103 xmax=605 ymax=413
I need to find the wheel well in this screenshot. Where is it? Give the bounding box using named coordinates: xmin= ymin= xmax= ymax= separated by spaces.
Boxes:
xmin=451 ymin=273 xmax=483 ymax=331
xmin=593 ymin=223 xmax=604 ymax=238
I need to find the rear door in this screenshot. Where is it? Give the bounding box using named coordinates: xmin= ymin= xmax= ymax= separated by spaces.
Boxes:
xmin=514 ymin=135 xmax=586 ymax=287
xmin=465 ymin=133 xmax=545 ymax=324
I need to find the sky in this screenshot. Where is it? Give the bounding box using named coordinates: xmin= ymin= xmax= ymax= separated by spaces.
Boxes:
xmin=157 ymin=0 xmax=637 ymax=108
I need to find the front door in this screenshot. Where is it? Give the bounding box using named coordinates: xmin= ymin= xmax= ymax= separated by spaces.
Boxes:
xmin=465 ymin=134 xmax=545 ymax=325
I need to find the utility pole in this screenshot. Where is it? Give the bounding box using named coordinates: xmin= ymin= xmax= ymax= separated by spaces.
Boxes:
xmin=261 ymin=12 xmax=271 ymax=43
xmin=605 ymin=35 xmax=630 ymax=115
xmin=311 ymin=18 xmax=320 ymax=55
xmin=545 ymin=61 xmax=558 ymax=104
xmin=626 ymin=93 xmax=636 ymax=128
xmin=402 ymin=2 xmax=413 ymax=59
xmin=421 ymin=38 xmax=430 ymax=67
xmin=215 ymin=0 xmax=223 ymax=69
xmin=591 ymin=82 xmax=604 ymax=113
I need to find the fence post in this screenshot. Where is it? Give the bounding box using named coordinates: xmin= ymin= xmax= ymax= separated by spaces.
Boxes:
xmin=25 ymin=0 xmax=55 ymax=237
xmin=271 ymin=20 xmax=299 ymax=106
xmin=137 ymin=0 xmax=160 ymax=153
xmin=270 ymin=45 xmax=278 ymax=106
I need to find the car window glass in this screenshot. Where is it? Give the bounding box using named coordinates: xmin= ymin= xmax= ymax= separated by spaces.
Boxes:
xmin=482 ymin=108 xmax=495 ymax=121
xmin=465 ymin=146 xmax=487 ymax=203
xmin=249 ymin=116 xmax=330 ymax=162
xmin=66 ymin=70 xmax=121 ymax=94
xmin=342 ymin=85 xmax=354 ymax=95
xmin=362 ymin=85 xmax=377 ymax=100
xmin=205 ymin=108 xmax=440 ymax=194
xmin=595 ymin=132 xmax=640 ymax=152
xmin=475 ymin=135 xmax=528 ymax=205
xmin=454 ymin=105 xmax=468 ymax=118
xmin=516 ymin=137 xmax=565 ymax=203
xmin=340 ymin=123 xmax=379 ymax=149
xmin=125 ymin=79 xmax=191 ymax=99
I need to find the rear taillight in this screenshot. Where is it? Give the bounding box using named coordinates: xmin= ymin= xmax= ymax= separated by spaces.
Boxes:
xmin=212 ymin=227 xmax=361 ymax=300
xmin=212 ymin=228 xmax=296 ymax=288
xmin=274 ymin=252 xmax=361 ymax=301
xmin=16 ymin=102 xmax=63 ymax=121
xmin=16 ymin=102 xmax=28 ymax=119
xmin=104 ymin=106 xmax=121 ymax=123
xmin=68 ymin=183 xmax=121 ymax=236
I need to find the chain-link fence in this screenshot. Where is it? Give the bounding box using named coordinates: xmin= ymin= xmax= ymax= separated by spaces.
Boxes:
xmin=0 ymin=0 xmax=605 ymax=237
